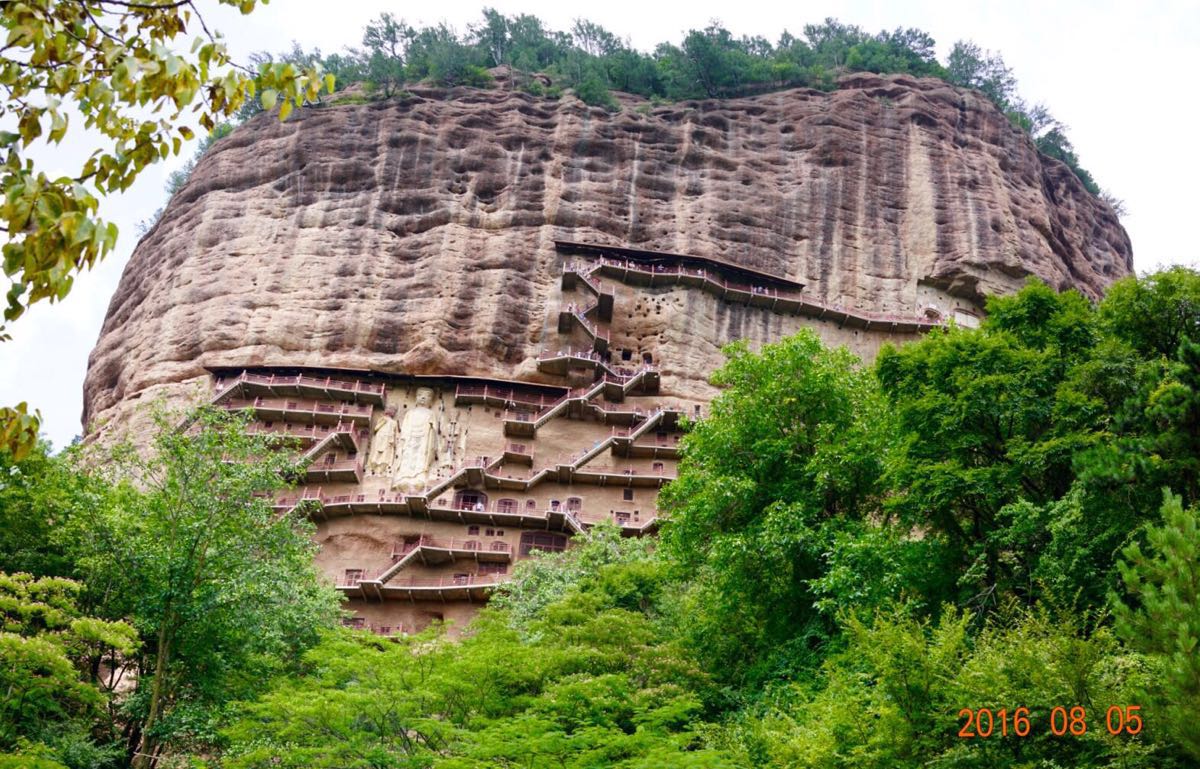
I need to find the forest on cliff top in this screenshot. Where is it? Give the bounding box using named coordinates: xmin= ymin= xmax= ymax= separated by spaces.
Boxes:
xmin=229 ymin=10 xmax=1117 ymax=206
xmin=147 ymin=9 xmax=1121 ymax=230
xmin=3 ymin=268 xmax=1200 ymax=768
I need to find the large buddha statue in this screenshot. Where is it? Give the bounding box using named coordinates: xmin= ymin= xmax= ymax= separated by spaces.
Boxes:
xmin=391 ymin=388 xmax=440 ymax=491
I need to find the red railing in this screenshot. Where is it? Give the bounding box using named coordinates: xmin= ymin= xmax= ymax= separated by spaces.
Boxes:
xmin=551 ymin=456 xmax=676 ymax=480
xmin=454 ymin=384 xmax=563 ymax=409
xmin=215 ymin=371 xmax=386 ymax=398
xmin=563 ymin=300 xmax=610 ymax=341
xmin=434 ymin=498 xmax=531 ymax=515
xmin=335 ymin=563 xmax=391 ymax=587
xmin=391 ymin=536 xmax=512 ymax=558
xmin=570 ymin=258 xmax=947 ymax=329
xmin=276 ymin=489 xmax=409 ymax=510
xmin=386 ymin=574 xmax=509 ymax=589
xmin=500 ymin=370 xmax=659 ymax=427
xmin=538 ymin=348 xmax=656 ymax=375
xmin=615 ymin=515 xmax=659 ymax=530
xmin=567 ymin=263 xmax=612 ymax=298
xmin=341 ymin=572 xmax=511 ymax=589
xmin=306 ymin=457 xmax=364 ymax=476
xmin=248 ymin=420 xmax=366 ymax=442
xmin=223 ymin=397 xmax=373 ymax=420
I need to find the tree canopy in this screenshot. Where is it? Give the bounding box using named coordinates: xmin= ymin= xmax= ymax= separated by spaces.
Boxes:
xmin=0 ymin=0 xmax=335 ymax=458
xmin=219 ymin=528 xmax=729 ymax=769
xmin=4 ymin=270 xmax=1200 ymax=767
xmin=0 ymin=407 xmax=340 ymax=767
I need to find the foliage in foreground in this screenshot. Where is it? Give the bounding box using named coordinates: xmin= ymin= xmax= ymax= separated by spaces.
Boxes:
xmin=219 ymin=543 xmax=731 ymax=769
xmin=658 ymin=331 xmax=903 ymax=685
xmin=0 ymin=0 xmax=335 ymax=458
xmin=714 ymin=604 xmax=1176 ymax=769
xmin=0 ymin=572 xmax=137 ymax=765
xmin=6 ymin=270 xmax=1200 ymax=768
xmin=0 ymin=407 xmax=340 ymax=768
xmin=654 ymin=269 xmax=1200 ymax=765
xmin=489 ymin=520 xmax=655 ymax=632
xmin=1112 ymin=492 xmax=1200 ymax=760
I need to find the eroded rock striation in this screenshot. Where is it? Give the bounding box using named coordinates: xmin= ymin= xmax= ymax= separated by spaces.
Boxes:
xmin=81 ymin=72 xmax=1132 ymax=632
xmin=84 ymin=72 xmax=1130 ymax=434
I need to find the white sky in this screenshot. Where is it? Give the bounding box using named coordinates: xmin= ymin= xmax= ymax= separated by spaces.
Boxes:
xmin=2 ymin=0 xmax=1198 ymax=450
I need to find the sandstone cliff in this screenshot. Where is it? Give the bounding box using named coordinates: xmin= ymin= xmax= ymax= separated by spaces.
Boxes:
xmin=83 ymin=72 xmax=1131 ymax=433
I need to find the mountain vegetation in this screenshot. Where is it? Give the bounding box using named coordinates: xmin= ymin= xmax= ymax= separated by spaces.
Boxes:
xmin=0 ymin=408 xmax=340 ymax=768
xmin=153 ymin=10 xmax=1115 ymax=243
xmin=247 ymin=10 xmax=1113 ymax=203
xmin=2 ymin=268 xmax=1199 ymax=767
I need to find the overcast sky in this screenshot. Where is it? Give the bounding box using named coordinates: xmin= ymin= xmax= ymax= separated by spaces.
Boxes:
xmin=2 ymin=0 xmax=1198 ymax=450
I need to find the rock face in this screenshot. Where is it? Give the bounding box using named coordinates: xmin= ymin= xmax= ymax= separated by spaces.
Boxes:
xmin=80 ymin=73 xmax=1131 ymax=634
xmin=84 ymin=73 xmax=1130 ymax=434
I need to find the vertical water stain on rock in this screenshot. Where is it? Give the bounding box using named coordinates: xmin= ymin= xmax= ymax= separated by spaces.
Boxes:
xmin=83 ymin=73 xmax=1131 ymax=434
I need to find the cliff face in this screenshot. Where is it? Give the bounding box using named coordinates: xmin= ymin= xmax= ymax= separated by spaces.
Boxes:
xmin=83 ymin=72 xmax=1131 ymax=432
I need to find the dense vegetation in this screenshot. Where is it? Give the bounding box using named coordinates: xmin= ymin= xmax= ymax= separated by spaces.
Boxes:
xmin=243 ymin=10 xmax=1114 ymax=203
xmin=3 ymin=268 xmax=1199 ymax=767
xmin=0 ymin=409 xmax=340 ymax=768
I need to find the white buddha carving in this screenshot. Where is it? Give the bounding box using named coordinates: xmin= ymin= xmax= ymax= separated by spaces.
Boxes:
xmin=391 ymin=387 xmax=440 ymax=491
xmin=367 ymin=408 xmax=399 ymax=476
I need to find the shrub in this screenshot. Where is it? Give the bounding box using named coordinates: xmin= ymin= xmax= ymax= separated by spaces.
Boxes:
xmin=575 ymin=77 xmax=618 ymax=110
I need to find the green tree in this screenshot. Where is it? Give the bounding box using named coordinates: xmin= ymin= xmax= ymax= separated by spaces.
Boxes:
xmin=505 ymin=13 xmax=569 ymax=72
xmin=1101 ymin=267 xmax=1200 ymax=360
xmin=491 ymin=521 xmax=654 ymax=633
xmin=571 ymin=19 xmax=622 ymax=58
xmin=1046 ymin=270 xmax=1200 ymax=605
xmin=574 ymin=76 xmax=618 ymax=109
xmin=1112 ymin=492 xmax=1200 ymax=760
xmin=359 ymin=13 xmax=412 ymax=97
xmin=876 ymin=280 xmax=1101 ymax=610
xmin=70 ymin=407 xmax=341 ymax=767
xmin=471 ymin=7 xmax=511 ymax=67
xmin=405 ymin=23 xmax=491 ymax=88
xmin=718 ymin=604 xmax=1171 ymax=768
xmin=0 ymin=442 xmax=96 ymax=577
xmin=1036 ymin=125 xmax=1100 ymax=193
xmin=0 ymin=572 xmax=137 ymax=765
xmin=660 ymin=331 xmax=892 ymax=683
xmin=604 ymin=47 xmax=661 ymax=95
xmin=221 ymin=559 xmax=731 ymax=768
xmin=0 ymin=0 xmax=335 ymax=457
xmin=802 ymin=18 xmax=867 ymax=69
xmin=219 ymin=630 xmax=455 ymax=768
xmin=234 ymin=43 xmax=354 ymax=123
xmin=945 ymin=40 xmax=1018 ymax=109
xmin=1141 ymin=340 xmax=1200 ymax=501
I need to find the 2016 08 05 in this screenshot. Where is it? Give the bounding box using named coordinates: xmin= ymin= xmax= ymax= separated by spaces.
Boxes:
xmin=957 ymin=706 xmax=1143 ymax=737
